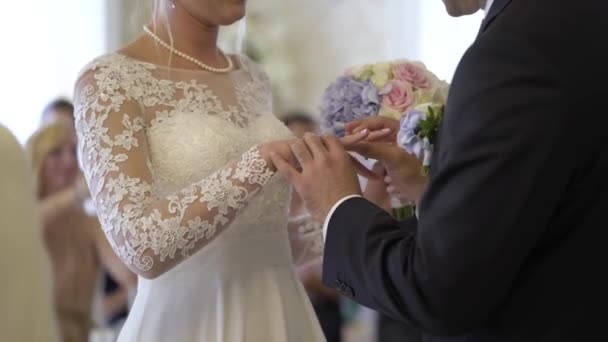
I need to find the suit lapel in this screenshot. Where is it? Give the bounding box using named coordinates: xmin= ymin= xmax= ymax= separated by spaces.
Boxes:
xmin=479 ymin=0 xmax=513 ymax=34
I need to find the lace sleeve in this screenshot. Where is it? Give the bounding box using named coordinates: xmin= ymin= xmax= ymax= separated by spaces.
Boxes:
xmin=288 ymin=215 xmax=324 ymax=268
xmin=74 ymin=69 xmax=275 ymax=279
xmin=239 ymin=55 xmax=274 ymax=112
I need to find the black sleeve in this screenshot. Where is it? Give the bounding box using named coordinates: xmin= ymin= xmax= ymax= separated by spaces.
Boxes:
xmin=322 ymin=32 xmax=571 ymax=335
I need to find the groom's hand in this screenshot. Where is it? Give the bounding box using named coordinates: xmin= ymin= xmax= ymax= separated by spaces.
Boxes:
xmin=348 ymin=141 xmax=428 ymax=204
xmin=271 ymin=133 xmax=362 ymax=223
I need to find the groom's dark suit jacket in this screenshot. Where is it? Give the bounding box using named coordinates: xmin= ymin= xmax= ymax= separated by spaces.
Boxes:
xmin=323 ymin=0 xmax=608 ymax=340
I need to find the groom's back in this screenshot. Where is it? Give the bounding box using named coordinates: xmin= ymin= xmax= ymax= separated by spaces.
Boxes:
xmin=445 ymin=0 xmax=608 ymax=340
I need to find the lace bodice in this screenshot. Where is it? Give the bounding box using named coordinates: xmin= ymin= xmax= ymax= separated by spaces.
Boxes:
xmin=74 ymin=53 xmax=297 ymax=278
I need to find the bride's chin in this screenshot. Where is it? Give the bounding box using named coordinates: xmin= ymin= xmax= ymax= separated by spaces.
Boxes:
xmin=218 ymin=6 xmax=246 ymax=25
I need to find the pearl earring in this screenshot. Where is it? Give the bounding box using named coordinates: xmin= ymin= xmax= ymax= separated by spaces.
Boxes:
xmin=170 ymin=0 xmax=176 ymax=9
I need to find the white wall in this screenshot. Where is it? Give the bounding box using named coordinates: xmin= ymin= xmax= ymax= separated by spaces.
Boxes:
xmin=385 ymin=0 xmax=483 ymax=81
xmin=417 ymin=1 xmax=483 ymax=81
xmin=0 ymin=1 xmax=105 ymax=142
xmin=384 ymin=0 xmax=421 ymax=60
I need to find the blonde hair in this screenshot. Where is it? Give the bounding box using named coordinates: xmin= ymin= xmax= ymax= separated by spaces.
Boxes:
xmin=25 ymin=119 xmax=76 ymax=198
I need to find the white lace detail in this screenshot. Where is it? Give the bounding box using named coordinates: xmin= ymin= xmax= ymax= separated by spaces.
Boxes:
xmin=74 ymin=53 xmax=285 ymax=277
xmin=288 ymin=214 xmax=324 ymax=267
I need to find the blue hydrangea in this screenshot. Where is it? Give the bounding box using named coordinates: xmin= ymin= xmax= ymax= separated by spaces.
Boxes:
xmin=397 ymin=109 xmax=428 ymax=159
xmin=320 ymin=76 xmax=380 ymax=137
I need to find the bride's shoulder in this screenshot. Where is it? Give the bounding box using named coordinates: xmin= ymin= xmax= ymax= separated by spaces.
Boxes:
xmin=235 ymin=54 xmax=270 ymax=80
xmin=77 ymin=53 xmax=125 ymax=77
xmin=75 ymin=52 xmax=149 ymax=87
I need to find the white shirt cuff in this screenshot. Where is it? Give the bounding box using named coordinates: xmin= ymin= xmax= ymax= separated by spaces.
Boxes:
xmin=323 ymin=195 xmax=363 ymax=241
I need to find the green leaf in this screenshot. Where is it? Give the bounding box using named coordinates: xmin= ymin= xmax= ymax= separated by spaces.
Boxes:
xmin=392 ymin=205 xmax=415 ymax=220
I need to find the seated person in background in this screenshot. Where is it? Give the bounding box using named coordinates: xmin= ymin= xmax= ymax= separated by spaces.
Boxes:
xmin=27 ymin=119 xmax=136 ymax=342
xmin=283 ymin=111 xmax=343 ymax=342
xmin=0 ymin=124 xmax=59 ymax=342
xmin=40 ymin=97 xmax=132 ymax=327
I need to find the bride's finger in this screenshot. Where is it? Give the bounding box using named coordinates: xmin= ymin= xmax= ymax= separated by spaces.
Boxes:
xmin=366 ymin=128 xmax=393 ymax=142
xmin=345 ymin=118 xmax=381 ymax=134
xmin=270 ymin=152 xmax=301 ymax=183
xmin=344 ymin=120 xmax=365 ymax=134
xmin=339 ymin=129 xmax=369 ymax=147
xmin=346 ymin=117 xmax=400 ymax=135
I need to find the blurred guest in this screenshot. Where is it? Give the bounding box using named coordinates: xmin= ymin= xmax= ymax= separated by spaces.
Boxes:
xmin=39 ymin=97 xmax=132 ymax=328
xmin=283 ymin=111 xmax=320 ymax=143
xmin=27 ymin=119 xmax=136 ymax=342
xmin=0 ymin=124 xmax=59 ymax=341
xmin=283 ymin=111 xmax=343 ymax=342
xmin=41 ymin=98 xmax=75 ymax=125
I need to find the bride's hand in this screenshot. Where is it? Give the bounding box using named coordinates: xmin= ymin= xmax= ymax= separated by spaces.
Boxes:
xmin=345 ymin=116 xmax=400 ymax=144
xmin=259 ymin=140 xmax=298 ymax=172
xmin=260 ymin=130 xmax=380 ymax=176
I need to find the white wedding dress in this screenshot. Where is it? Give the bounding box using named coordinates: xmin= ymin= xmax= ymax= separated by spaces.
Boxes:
xmin=74 ymin=53 xmax=326 ymax=341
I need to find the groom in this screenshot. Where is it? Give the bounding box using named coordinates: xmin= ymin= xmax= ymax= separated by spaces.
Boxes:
xmin=271 ymin=0 xmax=608 ymax=340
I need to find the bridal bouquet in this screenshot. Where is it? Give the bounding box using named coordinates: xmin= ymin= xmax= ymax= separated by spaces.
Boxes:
xmin=320 ymin=59 xmax=449 ymax=172
xmin=320 ymin=60 xmax=449 ymax=219
xmin=397 ymin=102 xmax=445 ymax=175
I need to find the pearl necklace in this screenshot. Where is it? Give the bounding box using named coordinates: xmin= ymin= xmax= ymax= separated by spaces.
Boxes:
xmin=142 ymin=25 xmax=233 ymax=73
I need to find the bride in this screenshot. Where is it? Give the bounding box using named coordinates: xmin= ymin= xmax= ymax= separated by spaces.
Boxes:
xmin=74 ymin=0 xmax=372 ymax=341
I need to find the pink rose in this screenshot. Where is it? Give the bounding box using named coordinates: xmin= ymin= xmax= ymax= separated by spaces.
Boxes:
xmin=393 ymin=62 xmax=432 ymax=89
xmin=381 ymin=80 xmax=415 ymax=113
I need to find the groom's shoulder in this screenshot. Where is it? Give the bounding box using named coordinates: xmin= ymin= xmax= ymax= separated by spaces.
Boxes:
xmin=464 ymin=1 xmax=608 ymax=81
xmin=489 ymin=0 xmax=607 ymax=51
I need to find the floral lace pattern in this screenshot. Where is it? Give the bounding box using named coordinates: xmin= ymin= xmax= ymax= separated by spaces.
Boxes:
xmin=288 ymin=214 xmax=324 ymax=267
xmin=74 ymin=54 xmax=283 ymax=277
